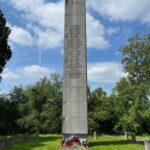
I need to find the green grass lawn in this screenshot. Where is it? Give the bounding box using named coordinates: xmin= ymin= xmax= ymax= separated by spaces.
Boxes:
xmin=88 ymin=135 xmax=144 ymax=150
xmin=0 ymin=134 xmax=24 ymax=143
xmin=0 ymin=134 xmax=145 ymax=150
xmin=0 ymin=134 xmax=37 ymax=143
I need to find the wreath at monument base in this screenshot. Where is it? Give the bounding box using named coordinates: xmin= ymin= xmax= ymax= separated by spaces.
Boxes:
xmin=61 ymin=136 xmax=88 ymax=150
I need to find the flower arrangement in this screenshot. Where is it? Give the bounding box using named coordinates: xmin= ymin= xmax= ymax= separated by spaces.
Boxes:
xmin=61 ymin=136 xmax=88 ymax=150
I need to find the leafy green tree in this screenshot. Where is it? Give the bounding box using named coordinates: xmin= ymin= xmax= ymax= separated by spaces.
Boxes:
xmin=0 ymin=95 xmax=10 ymax=134
xmin=0 ymin=10 xmax=12 ymax=79
xmin=9 ymin=86 xmax=28 ymax=133
xmin=10 ymin=86 xmax=28 ymax=103
xmin=121 ymin=33 xmax=150 ymax=94
xmin=88 ymin=88 xmax=106 ymax=112
xmin=0 ymin=93 xmax=22 ymax=134
xmin=113 ymin=33 xmax=150 ymax=134
xmin=142 ymin=101 xmax=150 ymax=133
xmin=18 ymin=73 xmax=63 ymax=133
xmin=88 ymin=88 xmax=115 ymax=134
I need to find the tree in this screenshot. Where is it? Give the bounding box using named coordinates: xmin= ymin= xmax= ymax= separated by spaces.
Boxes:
xmin=0 ymin=86 xmax=28 ymax=134
xmin=0 ymin=10 xmax=12 ymax=79
xmin=113 ymin=33 xmax=150 ymax=134
xmin=9 ymin=86 xmax=28 ymax=133
xmin=121 ymin=34 xmax=150 ymax=94
xmin=0 ymin=94 xmax=18 ymax=134
xmin=17 ymin=73 xmax=63 ymax=133
xmin=88 ymin=87 xmax=115 ymax=134
xmin=0 ymin=95 xmax=11 ymax=134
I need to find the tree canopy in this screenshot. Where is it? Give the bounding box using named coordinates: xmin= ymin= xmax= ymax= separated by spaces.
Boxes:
xmin=0 ymin=10 xmax=12 ymax=80
xmin=113 ymin=33 xmax=150 ymax=134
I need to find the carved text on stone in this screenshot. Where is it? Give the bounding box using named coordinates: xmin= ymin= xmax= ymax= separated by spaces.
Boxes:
xmin=66 ymin=25 xmax=83 ymax=79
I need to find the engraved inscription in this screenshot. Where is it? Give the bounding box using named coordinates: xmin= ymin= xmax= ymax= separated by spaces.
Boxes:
xmin=66 ymin=25 xmax=83 ymax=78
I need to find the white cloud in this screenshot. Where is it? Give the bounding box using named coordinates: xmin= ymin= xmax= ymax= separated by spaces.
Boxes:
xmin=9 ymin=0 xmax=64 ymax=49
xmin=107 ymin=27 xmax=120 ymax=36
xmin=9 ymin=0 xmax=64 ymax=32
xmin=7 ymin=0 xmax=110 ymax=50
xmin=2 ymin=65 xmax=55 ymax=81
xmin=87 ymin=14 xmax=109 ymax=49
xmin=20 ymin=65 xmax=52 ymax=77
xmin=88 ymin=62 xmax=127 ymax=83
xmin=1 ymin=65 xmax=55 ymax=93
xmin=9 ymin=26 xmax=33 ymax=46
xmin=36 ymin=29 xmax=63 ymax=49
xmin=2 ymin=68 xmax=20 ymax=80
xmin=88 ymin=0 xmax=150 ymax=23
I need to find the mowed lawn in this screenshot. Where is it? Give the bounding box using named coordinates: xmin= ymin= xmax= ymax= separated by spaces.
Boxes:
xmin=88 ymin=135 xmax=144 ymax=150
xmin=1 ymin=134 xmax=145 ymax=150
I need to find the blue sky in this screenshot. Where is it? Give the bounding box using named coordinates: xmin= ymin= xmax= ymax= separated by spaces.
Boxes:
xmin=0 ymin=0 xmax=150 ymax=94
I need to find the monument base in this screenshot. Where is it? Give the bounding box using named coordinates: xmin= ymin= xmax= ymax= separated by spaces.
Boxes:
xmin=61 ymin=134 xmax=88 ymax=150
xmin=64 ymin=134 xmax=87 ymax=143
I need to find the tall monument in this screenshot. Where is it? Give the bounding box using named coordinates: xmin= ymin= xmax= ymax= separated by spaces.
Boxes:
xmin=62 ymin=0 xmax=88 ymax=143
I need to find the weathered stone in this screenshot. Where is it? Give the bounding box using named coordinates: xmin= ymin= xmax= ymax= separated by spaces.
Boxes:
xmin=131 ymin=133 xmax=136 ymax=143
xmin=124 ymin=131 xmax=129 ymax=140
xmin=94 ymin=131 xmax=97 ymax=140
xmin=62 ymin=0 xmax=88 ymax=143
xmin=145 ymin=139 xmax=150 ymax=150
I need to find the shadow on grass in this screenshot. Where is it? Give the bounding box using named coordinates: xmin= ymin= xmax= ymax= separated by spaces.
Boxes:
xmin=5 ymin=135 xmax=62 ymax=150
xmin=89 ymin=140 xmax=132 ymax=147
xmin=43 ymin=135 xmax=62 ymax=141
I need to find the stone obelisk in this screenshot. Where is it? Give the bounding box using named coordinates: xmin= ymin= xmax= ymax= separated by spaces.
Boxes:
xmin=62 ymin=0 xmax=88 ymax=143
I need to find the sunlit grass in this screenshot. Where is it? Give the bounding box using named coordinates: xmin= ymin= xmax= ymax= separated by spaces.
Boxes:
xmin=2 ymin=134 xmax=62 ymax=150
xmin=89 ymin=135 xmax=144 ymax=150
xmin=0 ymin=134 xmax=145 ymax=150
